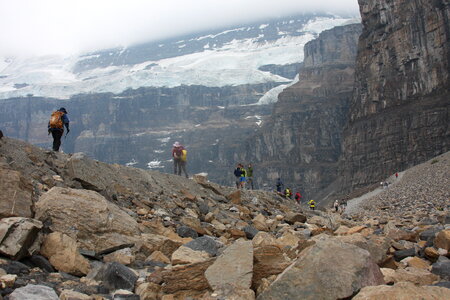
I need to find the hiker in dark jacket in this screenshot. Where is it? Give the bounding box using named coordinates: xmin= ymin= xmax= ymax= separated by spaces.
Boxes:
xmin=234 ymin=163 xmax=244 ymax=188
xmin=276 ymin=177 xmax=283 ymax=193
xmin=48 ymin=107 xmax=69 ymax=152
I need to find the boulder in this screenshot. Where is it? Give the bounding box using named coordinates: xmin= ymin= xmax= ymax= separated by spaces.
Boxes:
xmin=211 ymin=286 xmax=255 ymax=300
xmin=135 ymin=282 xmax=161 ymax=300
xmin=353 ymin=282 xmax=450 ymax=300
xmin=161 ymin=259 xmax=215 ymax=294
xmin=8 ymin=284 xmax=58 ymax=300
xmin=146 ymin=250 xmax=170 ymax=264
xmin=252 ymin=245 xmax=291 ymax=291
xmin=176 ymin=226 xmax=199 ymax=239
xmin=205 ymin=239 xmax=253 ymax=291
xmin=393 ymin=248 xmax=416 ymax=261
xmin=40 ymin=232 xmax=91 ymax=276
xmin=243 ymin=226 xmax=259 ymax=240
xmin=252 ymin=214 xmax=269 ymax=231
xmin=103 ymin=248 xmax=135 ymax=265
xmin=226 ymin=190 xmax=241 ymax=205
xmin=338 ymin=233 xmax=389 ymax=264
xmin=435 ymin=230 xmax=450 ymax=251
xmin=276 ymin=231 xmax=300 ymax=249
xmin=284 ymin=213 xmax=306 ymax=225
xmin=252 ymin=232 xmax=277 ymax=248
xmin=431 ymin=260 xmax=450 ymax=280
xmin=402 ymin=256 xmax=430 ymax=269
xmin=0 ymin=217 xmax=42 ymax=260
xmin=59 ymin=290 xmax=93 ymax=300
xmin=0 ymin=168 xmax=33 ymax=218
xmin=258 ymin=238 xmax=384 ymax=300
xmin=35 ymin=187 xmax=140 ymax=251
xmin=184 ymin=236 xmax=222 ymax=257
xmin=180 ymin=217 xmax=206 ymax=235
xmin=94 ymin=262 xmax=138 ymax=292
xmin=381 ymin=267 xmax=438 ymax=285
xmin=0 ymin=274 xmax=17 ymax=288
xmin=171 ymin=246 xmax=210 ymax=265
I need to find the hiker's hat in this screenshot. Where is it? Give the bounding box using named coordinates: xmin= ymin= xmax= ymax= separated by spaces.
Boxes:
xmin=173 ymin=141 xmax=181 ymax=147
xmin=59 ymin=107 xmax=67 ymax=113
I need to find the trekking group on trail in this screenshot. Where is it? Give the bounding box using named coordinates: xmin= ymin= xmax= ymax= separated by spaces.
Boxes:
xmin=45 ymin=108 xmax=310 ymax=205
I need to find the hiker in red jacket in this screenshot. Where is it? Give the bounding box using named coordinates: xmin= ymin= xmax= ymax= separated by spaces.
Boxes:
xmin=172 ymin=141 xmax=188 ymax=178
xmin=295 ymin=191 xmax=302 ymax=204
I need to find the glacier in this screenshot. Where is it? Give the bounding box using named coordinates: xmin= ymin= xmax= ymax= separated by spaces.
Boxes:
xmin=0 ymin=16 xmax=358 ymax=100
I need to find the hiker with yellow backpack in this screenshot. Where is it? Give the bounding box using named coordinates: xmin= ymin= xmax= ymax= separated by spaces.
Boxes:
xmin=48 ymin=107 xmax=70 ymax=152
xmin=172 ymin=141 xmax=188 ymax=178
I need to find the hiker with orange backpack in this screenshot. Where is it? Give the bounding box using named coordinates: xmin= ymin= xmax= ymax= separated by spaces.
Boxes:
xmin=172 ymin=141 xmax=188 ymax=178
xmin=48 ymin=107 xmax=70 ymax=152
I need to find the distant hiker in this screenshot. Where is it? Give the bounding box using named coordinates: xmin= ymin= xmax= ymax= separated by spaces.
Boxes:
xmin=340 ymin=198 xmax=347 ymax=211
xmin=334 ymin=200 xmax=339 ymax=212
xmin=48 ymin=107 xmax=70 ymax=152
xmin=234 ymin=163 xmax=244 ymax=188
xmin=308 ymin=199 xmax=316 ymax=211
xmin=284 ymin=188 xmax=292 ymax=199
xmin=172 ymin=141 xmax=188 ymax=178
xmin=240 ymin=166 xmax=247 ymax=189
xmin=276 ymin=177 xmax=283 ymax=193
xmin=247 ymin=164 xmax=254 ymax=190
xmin=295 ymin=191 xmax=302 ymax=204
xmin=395 ymin=172 xmax=398 ymax=178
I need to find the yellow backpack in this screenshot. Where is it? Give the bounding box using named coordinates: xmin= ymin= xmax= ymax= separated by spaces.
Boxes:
xmin=181 ymin=149 xmax=187 ymax=162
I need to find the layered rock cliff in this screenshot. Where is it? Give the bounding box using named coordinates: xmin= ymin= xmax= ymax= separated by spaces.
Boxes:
xmin=339 ymin=0 xmax=450 ymax=191
xmin=239 ymin=24 xmax=362 ymax=198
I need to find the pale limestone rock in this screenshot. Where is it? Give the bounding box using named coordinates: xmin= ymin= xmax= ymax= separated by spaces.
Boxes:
xmin=40 ymin=232 xmax=90 ymax=276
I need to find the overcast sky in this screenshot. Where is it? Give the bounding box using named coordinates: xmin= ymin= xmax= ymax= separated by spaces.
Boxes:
xmin=0 ymin=0 xmax=359 ymax=57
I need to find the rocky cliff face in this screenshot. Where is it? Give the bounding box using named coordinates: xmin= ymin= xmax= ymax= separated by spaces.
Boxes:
xmin=340 ymin=0 xmax=450 ymax=191
xmin=239 ymin=24 xmax=362 ymax=197
xmin=0 ymin=84 xmax=274 ymax=186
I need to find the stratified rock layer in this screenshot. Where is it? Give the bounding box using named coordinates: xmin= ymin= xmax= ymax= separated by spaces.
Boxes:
xmin=340 ymin=0 xmax=450 ymax=191
xmin=240 ymin=24 xmax=362 ymax=199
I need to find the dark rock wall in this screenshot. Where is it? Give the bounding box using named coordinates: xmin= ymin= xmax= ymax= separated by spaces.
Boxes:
xmin=340 ymin=0 xmax=450 ymax=191
xmin=239 ymin=24 xmax=362 ymax=197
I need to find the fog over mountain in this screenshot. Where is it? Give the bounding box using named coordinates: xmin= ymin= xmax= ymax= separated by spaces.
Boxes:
xmin=0 ymin=0 xmax=359 ymax=56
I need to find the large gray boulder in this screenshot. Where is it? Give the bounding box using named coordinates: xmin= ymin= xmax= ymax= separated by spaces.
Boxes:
xmin=257 ymin=238 xmax=384 ymax=300
xmin=0 ymin=217 xmax=42 ymax=260
xmin=9 ymin=284 xmax=58 ymax=300
xmin=0 ymin=168 xmax=33 ymax=218
xmin=35 ymin=187 xmax=140 ymax=251
xmin=205 ymin=239 xmax=253 ymax=291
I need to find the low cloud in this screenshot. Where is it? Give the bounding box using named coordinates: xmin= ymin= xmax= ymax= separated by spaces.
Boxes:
xmin=0 ymin=0 xmax=359 ymax=57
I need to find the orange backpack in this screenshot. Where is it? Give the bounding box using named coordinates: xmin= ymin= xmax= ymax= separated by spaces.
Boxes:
xmin=49 ymin=111 xmax=64 ymax=129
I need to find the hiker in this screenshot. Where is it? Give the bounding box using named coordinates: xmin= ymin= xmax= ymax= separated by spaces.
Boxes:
xmin=172 ymin=141 xmax=188 ymax=178
xmin=395 ymin=172 xmax=398 ymax=178
xmin=340 ymin=198 xmax=347 ymax=211
xmin=276 ymin=177 xmax=283 ymax=193
xmin=334 ymin=200 xmax=339 ymax=212
xmin=284 ymin=188 xmax=292 ymax=199
xmin=295 ymin=191 xmax=302 ymax=204
xmin=308 ymin=199 xmax=316 ymax=210
xmin=234 ymin=163 xmax=244 ymax=188
xmin=240 ymin=165 xmax=247 ymax=189
xmin=247 ymin=164 xmax=254 ymax=190
xmin=48 ymin=107 xmax=70 ymax=152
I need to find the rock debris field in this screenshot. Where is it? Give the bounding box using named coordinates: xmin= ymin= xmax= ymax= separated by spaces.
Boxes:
xmin=0 ymin=136 xmax=449 ymax=300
